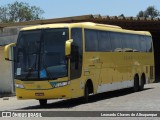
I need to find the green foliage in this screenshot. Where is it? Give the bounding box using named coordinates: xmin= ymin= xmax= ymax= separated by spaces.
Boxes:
xmin=137 ymin=6 xmax=160 ymax=18
xmin=118 ymin=14 xmax=125 ymax=17
xmin=0 ymin=1 xmax=44 ymax=23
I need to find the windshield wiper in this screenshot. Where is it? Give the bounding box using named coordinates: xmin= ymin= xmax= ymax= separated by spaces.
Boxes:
xmin=42 ymin=59 xmax=57 ymax=80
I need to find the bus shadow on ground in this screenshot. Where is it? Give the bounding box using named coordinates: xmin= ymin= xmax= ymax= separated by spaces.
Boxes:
xmin=18 ymin=87 xmax=153 ymax=110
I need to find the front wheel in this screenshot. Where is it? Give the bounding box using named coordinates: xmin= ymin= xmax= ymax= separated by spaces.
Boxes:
xmin=39 ymin=99 xmax=47 ymax=107
xmin=83 ymin=85 xmax=89 ymax=103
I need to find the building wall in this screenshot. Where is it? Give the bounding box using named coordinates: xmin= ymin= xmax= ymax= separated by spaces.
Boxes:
xmin=0 ymin=27 xmax=20 ymax=45
xmin=0 ymin=25 xmax=34 ymax=94
xmin=0 ymin=46 xmax=14 ymax=94
xmin=0 ymin=27 xmax=20 ymax=94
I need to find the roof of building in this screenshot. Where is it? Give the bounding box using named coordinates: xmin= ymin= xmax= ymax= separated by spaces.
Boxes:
xmin=0 ymin=14 xmax=160 ymax=31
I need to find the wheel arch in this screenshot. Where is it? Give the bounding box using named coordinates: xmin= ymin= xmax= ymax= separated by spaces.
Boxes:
xmin=134 ymin=73 xmax=139 ymax=80
xmin=85 ymin=79 xmax=94 ymax=94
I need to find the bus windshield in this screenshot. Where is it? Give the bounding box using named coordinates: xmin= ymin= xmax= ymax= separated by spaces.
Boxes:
xmin=14 ymin=28 xmax=68 ymax=80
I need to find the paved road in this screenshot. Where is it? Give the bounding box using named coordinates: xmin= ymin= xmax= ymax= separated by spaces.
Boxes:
xmin=0 ymin=83 xmax=160 ymax=119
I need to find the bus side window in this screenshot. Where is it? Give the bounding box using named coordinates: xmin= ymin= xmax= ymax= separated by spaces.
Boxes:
xmin=146 ymin=36 xmax=152 ymax=52
xmin=109 ymin=32 xmax=123 ymax=52
xmin=122 ymin=33 xmax=133 ymax=51
xmin=98 ymin=31 xmax=112 ymax=52
xmin=85 ymin=29 xmax=98 ymax=52
xmin=131 ymin=35 xmax=141 ymax=52
xmin=140 ymin=35 xmax=147 ymax=52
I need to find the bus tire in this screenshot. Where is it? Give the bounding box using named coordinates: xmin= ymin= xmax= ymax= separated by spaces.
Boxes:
xmin=139 ymin=75 xmax=145 ymax=91
xmin=39 ymin=99 xmax=47 ymax=107
xmin=83 ymin=84 xmax=89 ymax=103
xmin=133 ymin=75 xmax=139 ymax=92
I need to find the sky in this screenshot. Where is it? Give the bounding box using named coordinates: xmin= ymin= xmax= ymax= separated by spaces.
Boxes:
xmin=1 ymin=0 xmax=160 ymax=19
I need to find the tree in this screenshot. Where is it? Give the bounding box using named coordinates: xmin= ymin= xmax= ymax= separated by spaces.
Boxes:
xmin=137 ymin=6 xmax=160 ymax=18
xmin=118 ymin=14 xmax=125 ymax=17
xmin=145 ymin=6 xmax=159 ymax=18
xmin=137 ymin=10 xmax=145 ymax=17
xmin=0 ymin=7 xmax=9 ymax=23
xmin=0 ymin=1 xmax=44 ymax=23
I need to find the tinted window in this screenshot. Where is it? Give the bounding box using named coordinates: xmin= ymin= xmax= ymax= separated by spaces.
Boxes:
xmin=130 ymin=35 xmax=141 ymax=52
xmin=43 ymin=29 xmax=67 ymax=53
xmin=85 ymin=29 xmax=98 ymax=51
xmin=146 ymin=36 xmax=152 ymax=52
xmin=110 ymin=32 xmax=122 ymax=51
xmin=122 ymin=34 xmax=133 ymax=50
xmin=98 ymin=31 xmax=112 ymax=51
xmin=42 ymin=29 xmax=68 ymax=79
xmin=139 ymin=35 xmax=147 ymax=52
xmin=71 ymin=28 xmax=83 ymax=79
xmin=71 ymin=28 xmax=83 ymax=52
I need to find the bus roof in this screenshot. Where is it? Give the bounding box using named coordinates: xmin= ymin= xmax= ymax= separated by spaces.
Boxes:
xmin=21 ymin=22 xmax=151 ymax=36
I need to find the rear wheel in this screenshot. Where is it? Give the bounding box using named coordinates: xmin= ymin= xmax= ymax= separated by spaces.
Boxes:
xmin=133 ymin=75 xmax=139 ymax=92
xmin=39 ymin=99 xmax=47 ymax=107
xmin=139 ymin=75 xmax=145 ymax=91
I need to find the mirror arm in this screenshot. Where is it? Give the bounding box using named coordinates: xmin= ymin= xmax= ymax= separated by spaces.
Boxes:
xmin=5 ymin=58 xmax=15 ymax=61
xmin=66 ymin=55 xmax=71 ymax=59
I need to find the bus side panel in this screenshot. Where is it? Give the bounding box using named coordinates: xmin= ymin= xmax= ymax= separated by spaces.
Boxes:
xmin=82 ymin=52 xmax=101 ymax=95
xmin=70 ymin=78 xmax=84 ymax=98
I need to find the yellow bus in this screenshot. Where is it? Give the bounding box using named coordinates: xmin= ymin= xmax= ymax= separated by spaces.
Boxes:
xmin=5 ymin=22 xmax=154 ymax=106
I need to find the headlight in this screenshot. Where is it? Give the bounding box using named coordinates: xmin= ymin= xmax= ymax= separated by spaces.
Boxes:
xmin=15 ymin=84 xmax=24 ymax=89
xmin=51 ymin=81 xmax=70 ymax=88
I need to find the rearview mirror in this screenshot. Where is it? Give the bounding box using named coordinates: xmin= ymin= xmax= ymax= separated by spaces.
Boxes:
xmin=65 ymin=39 xmax=73 ymax=56
xmin=4 ymin=43 xmax=16 ymax=61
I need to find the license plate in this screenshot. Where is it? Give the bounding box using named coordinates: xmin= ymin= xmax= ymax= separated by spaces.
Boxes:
xmin=35 ymin=93 xmax=44 ymax=96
